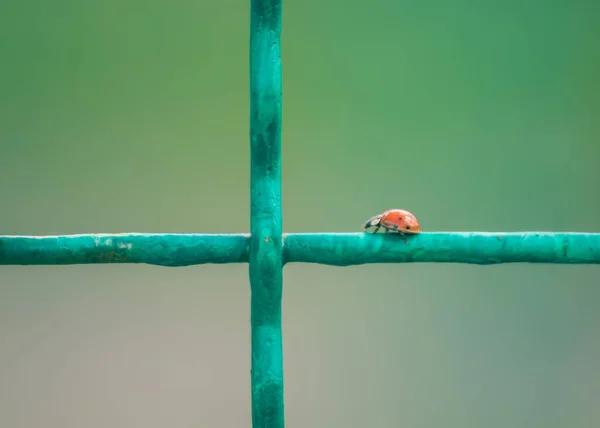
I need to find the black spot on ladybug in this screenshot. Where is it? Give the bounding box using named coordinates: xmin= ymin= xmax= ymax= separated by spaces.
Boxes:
xmin=405 ymin=226 xmax=411 ymax=230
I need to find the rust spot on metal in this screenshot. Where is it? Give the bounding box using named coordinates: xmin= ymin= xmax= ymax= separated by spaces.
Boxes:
xmin=91 ymin=250 xmax=128 ymax=263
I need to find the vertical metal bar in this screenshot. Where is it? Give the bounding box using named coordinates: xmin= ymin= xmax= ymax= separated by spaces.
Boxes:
xmin=249 ymin=0 xmax=284 ymax=427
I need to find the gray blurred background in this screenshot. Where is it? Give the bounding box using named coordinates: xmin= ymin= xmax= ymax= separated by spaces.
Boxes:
xmin=1 ymin=0 xmax=599 ymax=427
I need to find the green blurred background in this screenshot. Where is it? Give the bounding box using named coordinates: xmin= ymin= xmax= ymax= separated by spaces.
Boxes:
xmin=1 ymin=0 xmax=599 ymax=427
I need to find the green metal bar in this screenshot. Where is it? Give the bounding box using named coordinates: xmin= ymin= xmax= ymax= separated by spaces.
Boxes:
xmin=2 ymin=232 xmax=600 ymax=267
xmin=0 ymin=234 xmax=249 ymax=266
xmin=249 ymin=0 xmax=285 ymax=426
xmin=283 ymin=232 xmax=600 ymax=266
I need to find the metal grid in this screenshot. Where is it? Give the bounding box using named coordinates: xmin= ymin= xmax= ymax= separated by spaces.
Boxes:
xmin=1 ymin=1 xmax=599 ymax=427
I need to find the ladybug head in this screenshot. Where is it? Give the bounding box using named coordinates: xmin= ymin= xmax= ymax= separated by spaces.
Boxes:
xmin=363 ymin=214 xmax=382 ymax=231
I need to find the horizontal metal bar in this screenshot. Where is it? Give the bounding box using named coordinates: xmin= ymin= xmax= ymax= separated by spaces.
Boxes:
xmin=282 ymin=232 xmax=600 ymax=266
xmin=1 ymin=232 xmax=599 ymax=267
xmin=0 ymin=234 xmax=250 ymax=266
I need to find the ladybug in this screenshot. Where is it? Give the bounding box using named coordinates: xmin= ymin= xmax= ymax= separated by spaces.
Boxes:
xmin=364 ymin=209 xmax=422 ymax=234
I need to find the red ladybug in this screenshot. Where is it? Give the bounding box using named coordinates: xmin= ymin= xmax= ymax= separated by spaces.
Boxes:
xmin=364 ymin=209 xmax=422 ymax=234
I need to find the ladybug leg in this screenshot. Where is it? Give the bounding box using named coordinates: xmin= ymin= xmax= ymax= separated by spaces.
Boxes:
xmin=373 ymin=225 xmax=380 ymax=233
xmin=384 ymin=228 xmax=389 ymax=233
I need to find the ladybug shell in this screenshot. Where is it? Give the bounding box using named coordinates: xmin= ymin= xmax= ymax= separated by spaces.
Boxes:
xmin=380 ymin=209 xmax=422 ymax=234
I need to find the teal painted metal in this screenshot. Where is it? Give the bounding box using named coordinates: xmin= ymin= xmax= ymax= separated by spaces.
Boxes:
xmin=0 ymin=234 xmax=249 ymax=266
xmin=249 ymin=0 xmax=284 ymax=426
xmin=2 ymin=232 xmax=600 ymax=267
xmin=283 ymin=232 xmax=600 ymax=266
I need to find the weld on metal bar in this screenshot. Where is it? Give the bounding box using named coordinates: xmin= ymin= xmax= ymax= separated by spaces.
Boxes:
xmin=2 ymin=233 xmax=600 ymax=266
xmin=249 ymin=0 xmax=285 ymax=426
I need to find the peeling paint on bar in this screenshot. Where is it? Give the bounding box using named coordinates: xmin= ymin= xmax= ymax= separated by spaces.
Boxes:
xmin=3 ymin=232 xmax=599 ymax=268
xmin=249 ymin=0 xmax=285 ymax=426
xmin=0 ymin=234 xmax=250 ymax=266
